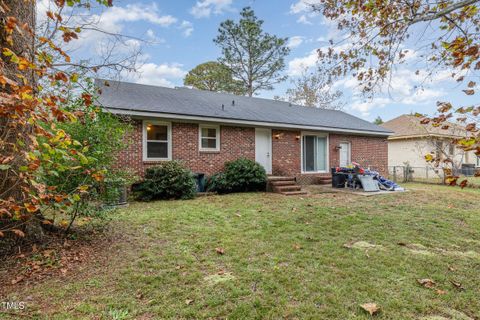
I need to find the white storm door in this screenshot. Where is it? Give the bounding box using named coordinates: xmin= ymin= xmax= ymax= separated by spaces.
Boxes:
xmin=255 ymin=128 xmax=272 ymax=174
xmin=339 ymin=142 xmax=351 ymax=167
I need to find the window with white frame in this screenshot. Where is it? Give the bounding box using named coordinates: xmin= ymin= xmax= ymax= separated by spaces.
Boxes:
xmin=199 ymin=124 xmax=220 ymax=151
xmin=302 ymin=133 xmax=328 ymax=173
xmin=143 ymin=121 xmax=171 ymax=160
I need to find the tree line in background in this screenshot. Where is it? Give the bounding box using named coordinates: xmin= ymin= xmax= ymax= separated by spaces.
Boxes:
xmin=183 ymin=7 xmax=345 ymax=110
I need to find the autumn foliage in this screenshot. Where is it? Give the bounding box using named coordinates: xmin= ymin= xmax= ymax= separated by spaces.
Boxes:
xmin=312 ymin=0 xmax=480 ymax=187
xmin=0 ymin=0 xmax=114 ymax=239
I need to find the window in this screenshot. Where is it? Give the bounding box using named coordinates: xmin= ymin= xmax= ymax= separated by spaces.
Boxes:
xmin=143 ymin=121 xmax=171 ymax=161
xmin=435 ymin=141 xmax=443 ymax=159
xmin=302 ymin=133 xmax=328 ymax=173
xmin=199 ymin=125 xmax=220 ymax=151
xmin=448 ymin=143 xmax=455 ymax=156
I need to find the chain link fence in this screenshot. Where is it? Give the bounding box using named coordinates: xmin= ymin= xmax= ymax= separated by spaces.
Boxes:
xmin=388 ymin=165 xmax=480 ymax=187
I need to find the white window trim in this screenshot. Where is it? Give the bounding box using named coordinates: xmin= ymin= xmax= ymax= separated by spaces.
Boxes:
xmin=301 ymin=132 xmax=329 ymax=174
xmin=339 ymin=141 xmax=351 ymax=167
xmin=199 ymin=124 xmax=220 ymax=152
xmin=143 ymin=120 xmax=172 ymax=161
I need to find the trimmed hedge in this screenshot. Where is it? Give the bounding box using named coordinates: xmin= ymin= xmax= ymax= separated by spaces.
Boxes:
xmin=135 ymin=161 xmax=196 ymax=201
xmin=207 ymin=158 xmax=267 ymax=194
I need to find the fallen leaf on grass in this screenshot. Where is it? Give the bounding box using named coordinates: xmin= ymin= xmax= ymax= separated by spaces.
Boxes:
xmin=360 ymin=303 xmax=380 ymax=316
xmin=185 ymin=299 xmax=194 ymax=305
xmin=215 ymin=247 xmax=225 ymax=255
xmin=450 ymin=280 xmax=465 ymax=291
xmin=12 ymin=229 xmax=25 ymax=237
xmin=11 ymin=275 xmax=24 ymax=285
xmin=418 ymin=278 xmax=436 ymax=289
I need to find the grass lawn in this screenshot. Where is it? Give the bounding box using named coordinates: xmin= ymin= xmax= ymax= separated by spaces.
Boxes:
xmin=1 ymin=183 xmax=480 ymax=319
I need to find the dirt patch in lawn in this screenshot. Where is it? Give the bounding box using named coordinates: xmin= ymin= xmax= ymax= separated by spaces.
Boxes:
xmin=400 ymin=243 xmax=480 ymax=260
xmin=0 ymin=223 xmax=130 ymax=298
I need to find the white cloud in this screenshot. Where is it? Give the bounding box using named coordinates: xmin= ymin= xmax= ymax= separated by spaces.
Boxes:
xmin=190 ymin=0 xmax=233 ymax=18
xmin=350 ymin=98 xmax=391 ymax=117
xmin=287 ymin=50 xmax=318 ymax=76
xmin=287 ymin=36 xmax=305 ymax=49
xmin=297 ymin=15 xmax=313 ymax=25
xmin=128 ymin=62 xmax=187 ymax=87
xmin=50 ymin=2 xmax=179 ymax=55
xmin=91 ymin=3 xmax=177 ymax=35
xmin=290 ymin=0 xmax=313 ymax=14
xmin=287 ymin=43 xmax=352 ymax=76
xmin=339 ymin=64 xmax=447 ymax=117
xmin=180 ymin=20 xmax=194 ymax=37
xmin=290 ymin=0 xmax=319 ymax=25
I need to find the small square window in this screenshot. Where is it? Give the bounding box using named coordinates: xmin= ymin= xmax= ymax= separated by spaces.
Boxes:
xmin=199 ymin=125 xmax=220 ymax=151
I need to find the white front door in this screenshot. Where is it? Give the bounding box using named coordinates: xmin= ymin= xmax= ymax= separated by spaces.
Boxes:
xmin=255 ymin=128 xmax=272 ymax=174
xmin=339 ymin=142 xmax=351 ymax=167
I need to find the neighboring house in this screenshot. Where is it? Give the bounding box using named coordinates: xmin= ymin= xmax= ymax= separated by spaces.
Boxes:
xmin=96 ymin=79 xmax=392 ymax=184
xmin=381 ymin=114 xmax=479 ymax=173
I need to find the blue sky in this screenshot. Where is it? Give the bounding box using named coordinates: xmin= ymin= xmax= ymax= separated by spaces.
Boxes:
xmin=38 ymin=0 xmax=475 ymax=122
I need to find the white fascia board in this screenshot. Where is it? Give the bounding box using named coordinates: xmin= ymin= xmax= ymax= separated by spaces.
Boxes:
xmin=106 ymin=108 xmax=392 ymax=137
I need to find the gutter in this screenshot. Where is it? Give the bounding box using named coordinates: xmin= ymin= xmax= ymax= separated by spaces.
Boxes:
xmin=105 ymin=107 xmax=393 ymax=137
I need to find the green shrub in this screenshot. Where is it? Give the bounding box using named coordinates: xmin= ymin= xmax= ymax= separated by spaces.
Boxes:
xmin=136 ymin=161 xmax=196 ymax=201
xmin=206 ymin=158 xmax=267 ymax=194
xmin=206 ymin=173 xmax=230 ymax=194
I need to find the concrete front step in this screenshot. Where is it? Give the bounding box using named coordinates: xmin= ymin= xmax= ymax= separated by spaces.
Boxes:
xmin=282 ymin=190 xmax=308 ymax=196
xmin=273 ymin=185 xmax=302 ymax=192
xmin=267 ymin=176 xmax=296 ymax=182
xmin=267 ymin=176 xmax=307 ymax=196
xmin=270 ymin=180 xmax=296 ymax=187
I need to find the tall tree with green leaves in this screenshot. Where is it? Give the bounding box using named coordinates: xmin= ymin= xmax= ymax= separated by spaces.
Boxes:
xmin=373 ymin=116 xmax=384 ymax=125
xmin=184 ymin=61 xmax=245 ymax=95
xmin=214 ymin=7 xmax=290 ymax=97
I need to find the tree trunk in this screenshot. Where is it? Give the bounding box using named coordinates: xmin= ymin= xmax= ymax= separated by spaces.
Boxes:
xmin=1 ymin=0 xmax=40 ymax=252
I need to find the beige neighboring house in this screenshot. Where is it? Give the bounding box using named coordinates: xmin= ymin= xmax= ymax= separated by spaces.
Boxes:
xmin=381 ymin=115 xmax=479 ymax=176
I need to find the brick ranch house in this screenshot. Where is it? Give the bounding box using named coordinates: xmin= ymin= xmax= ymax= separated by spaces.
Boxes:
xmin=96 ymin=79 xmax=392 ymax=185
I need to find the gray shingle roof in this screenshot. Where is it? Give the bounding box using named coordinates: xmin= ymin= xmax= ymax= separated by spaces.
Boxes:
xmin=95 ymin=79 xmax=392 ymax=136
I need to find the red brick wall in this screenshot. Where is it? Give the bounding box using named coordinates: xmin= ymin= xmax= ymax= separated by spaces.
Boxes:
xmin=271 ymin=129 xmax=301 ymax=176
xmin=329 ymin=134 xmax=388 ymax=175
xmin=172 ymin=123 xmax=255 ymax=175
xmin=116 ymin=119 xmax=388 ymax=183
xmin=115 ymin=120 xmax=255 ymax=178
xmin=270 ymin=130 xmax=388 ymax=184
